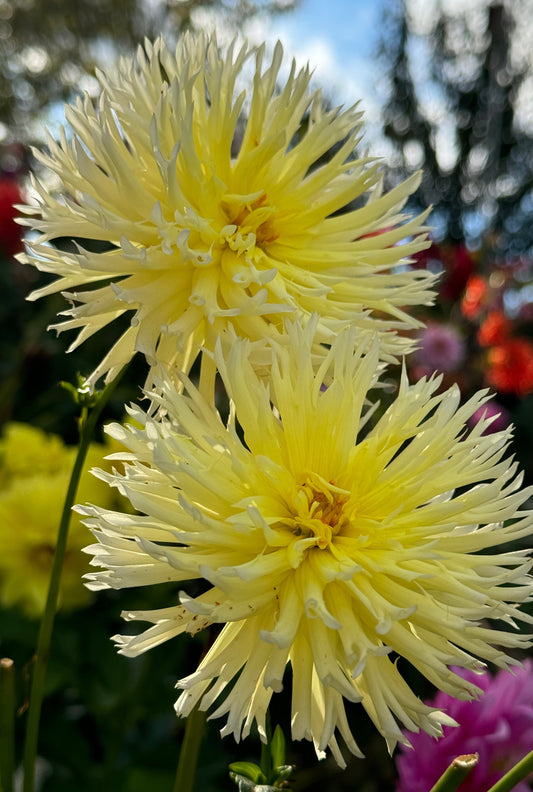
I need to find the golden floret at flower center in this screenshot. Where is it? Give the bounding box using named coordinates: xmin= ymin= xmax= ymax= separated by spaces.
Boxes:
xmin=220 ymin=190 xmax=278 ymax=250
xmin=292 ymin=475 xmax=350 ymax=549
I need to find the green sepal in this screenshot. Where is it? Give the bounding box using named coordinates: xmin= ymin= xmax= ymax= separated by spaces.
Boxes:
xmin=59 ymin=373 xmax=100 ymax=409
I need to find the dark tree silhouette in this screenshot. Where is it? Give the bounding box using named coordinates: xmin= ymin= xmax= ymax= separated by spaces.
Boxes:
xmin=379 ymin=0 xmax=533 ymax=255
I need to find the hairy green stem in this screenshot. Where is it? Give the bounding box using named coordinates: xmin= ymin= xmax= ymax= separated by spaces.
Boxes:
xmin=173 ymin=706 xmax=207 ymax=792
xmin=0 ymin=658 xmax=15 ymax=792
xmin=429 ymin=753 xmax=478 ymax=792
xmin=22 ymin=371 xmax=125 ymax=792
xmin=486 ymin=748 xmax=533 ymax=792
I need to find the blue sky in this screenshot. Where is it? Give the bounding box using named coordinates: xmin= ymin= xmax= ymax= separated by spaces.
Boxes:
xmin=266 ymin=0 xmax=383 ymax=68
xmin=239 ymin=0 xmax=389 ymax=144
xmin=193 ymin=0 xmax=387 ymax=111
xmin=42 ymin=0 xmax=389 ymax=149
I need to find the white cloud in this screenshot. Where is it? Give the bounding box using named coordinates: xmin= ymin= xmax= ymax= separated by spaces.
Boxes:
xmin=242 ymin=14 xmax=382 ymax=131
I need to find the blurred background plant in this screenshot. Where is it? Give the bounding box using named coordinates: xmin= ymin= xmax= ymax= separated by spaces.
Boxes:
xmin=378 ymin=0 xmax=533 ymax=490
xmin=380 ymin=0 xmax=533 ymax=257
xmin=404 ymin=234 xmax=533 ymax=487
xmin=0 ymin=421 xmax=131 ymax=617
xmin=0 ymin=0 xmax=532 ymax=790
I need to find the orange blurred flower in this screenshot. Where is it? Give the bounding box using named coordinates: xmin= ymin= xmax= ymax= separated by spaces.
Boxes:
xmin=461 ymin=275 xmax=488 ymax=320
xmin=477 ymin=311 xmax=512 ymax=347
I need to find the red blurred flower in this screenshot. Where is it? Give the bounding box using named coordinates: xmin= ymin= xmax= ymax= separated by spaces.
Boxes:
xmin=440 ymin=243 xmax=475 ymax=302
xmin=519 ymin=301 xmax=533 ymax=323
xmin=462 ymin=275 xmax=488 ymax=320
xmin=477 ymin=310 xmax=512 ymax=347
xmin=359 ymin=225 xmax=394 ymax=240
xmin=0 ymin=179 xmax=23 ymax=258
xmin=411 ymin=242 xmax=441 ymax=269
xmin=486 ymin=337 xmax=533 ymax=395
xmin=411 ymin=242 xmax=475 ymax=302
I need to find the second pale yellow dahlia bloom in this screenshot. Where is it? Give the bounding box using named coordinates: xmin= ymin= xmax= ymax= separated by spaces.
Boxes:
xmin=21 ymin=33 xmax=434 ymax=389
xmin=81 ymin=322 xmax=533 ymax=764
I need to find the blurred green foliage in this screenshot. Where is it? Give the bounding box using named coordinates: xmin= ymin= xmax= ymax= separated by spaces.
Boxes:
xmin=0 ymin=0 xmax=298 ymax=142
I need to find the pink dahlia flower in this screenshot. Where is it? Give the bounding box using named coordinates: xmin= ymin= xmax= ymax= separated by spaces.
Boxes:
xmin=467 ymin=400 xmax=511 ymax=435
xmin=395 ymin=662 xmax=533 ymax=792
xmin=413 ymin=322 xmax=465 ymax=374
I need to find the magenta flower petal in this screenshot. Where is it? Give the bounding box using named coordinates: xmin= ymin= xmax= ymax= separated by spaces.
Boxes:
xmin=395 ymin=662 xmax=533 ymax=792
xmin=414 ymin=322 xmax=466 ymax=373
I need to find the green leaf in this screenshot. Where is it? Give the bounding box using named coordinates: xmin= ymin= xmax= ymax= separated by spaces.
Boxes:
xmin=229 ymin=762 xmax=266 ymax=784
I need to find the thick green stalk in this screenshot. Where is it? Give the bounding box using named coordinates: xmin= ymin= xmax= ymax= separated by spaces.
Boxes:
xmin=173 ymin=705 xmax=207 ymax=792
xmin=0 ymin=658 xmax=15 ymax=792
xmin=486 ymin=748 xmax=533 ymax=792
xmin=429 ymin=754 xmax=478 ymax=792
xmin=22 ymin=371 xmax=125 ymax=792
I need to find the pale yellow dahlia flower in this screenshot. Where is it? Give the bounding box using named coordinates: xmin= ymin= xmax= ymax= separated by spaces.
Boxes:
xmin=0 ymin=423 xmax=120 ymax=617
xmin=20 ymin=33 xmax=434 ymax=390
xmin=80 ymin=321 xmax=533 ymax=764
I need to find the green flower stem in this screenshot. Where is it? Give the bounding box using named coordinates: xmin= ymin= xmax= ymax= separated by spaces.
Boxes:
xmin=429 ymin=753 xmax=478 ymax=792
xmin=173 ymin=705 xmax=207 ymax=792
xmin=0 ymin=658 xmax=15 ymax=792
xmin=486 ymin=748 xmax=533 ymax=792
xmin=22 ymin=370 xmax=126 ymax=792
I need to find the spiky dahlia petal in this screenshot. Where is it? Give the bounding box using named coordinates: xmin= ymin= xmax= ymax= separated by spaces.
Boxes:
xmin=81 ymin=320 xmax=533 ymax=763
xmin=21 ymin=33 xmax=434 ymax=389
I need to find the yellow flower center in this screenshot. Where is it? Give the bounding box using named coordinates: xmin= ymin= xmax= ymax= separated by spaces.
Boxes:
xmin=292 ymin=474 xmax=350 ymax=550
xmin=220 ymin=191 xmax=278 ymax=252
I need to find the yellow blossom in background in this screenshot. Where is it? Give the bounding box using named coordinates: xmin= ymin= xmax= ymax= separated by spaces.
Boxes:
xmin=20 ymin=33 xmax=434 ymax=391
xmin=0 ymin=423 xmax=119 ymax=617
xmin=0 ymin=421 xmax=67 ymax=484
xmin=81 ymin=321 xmax=533 ymax=765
